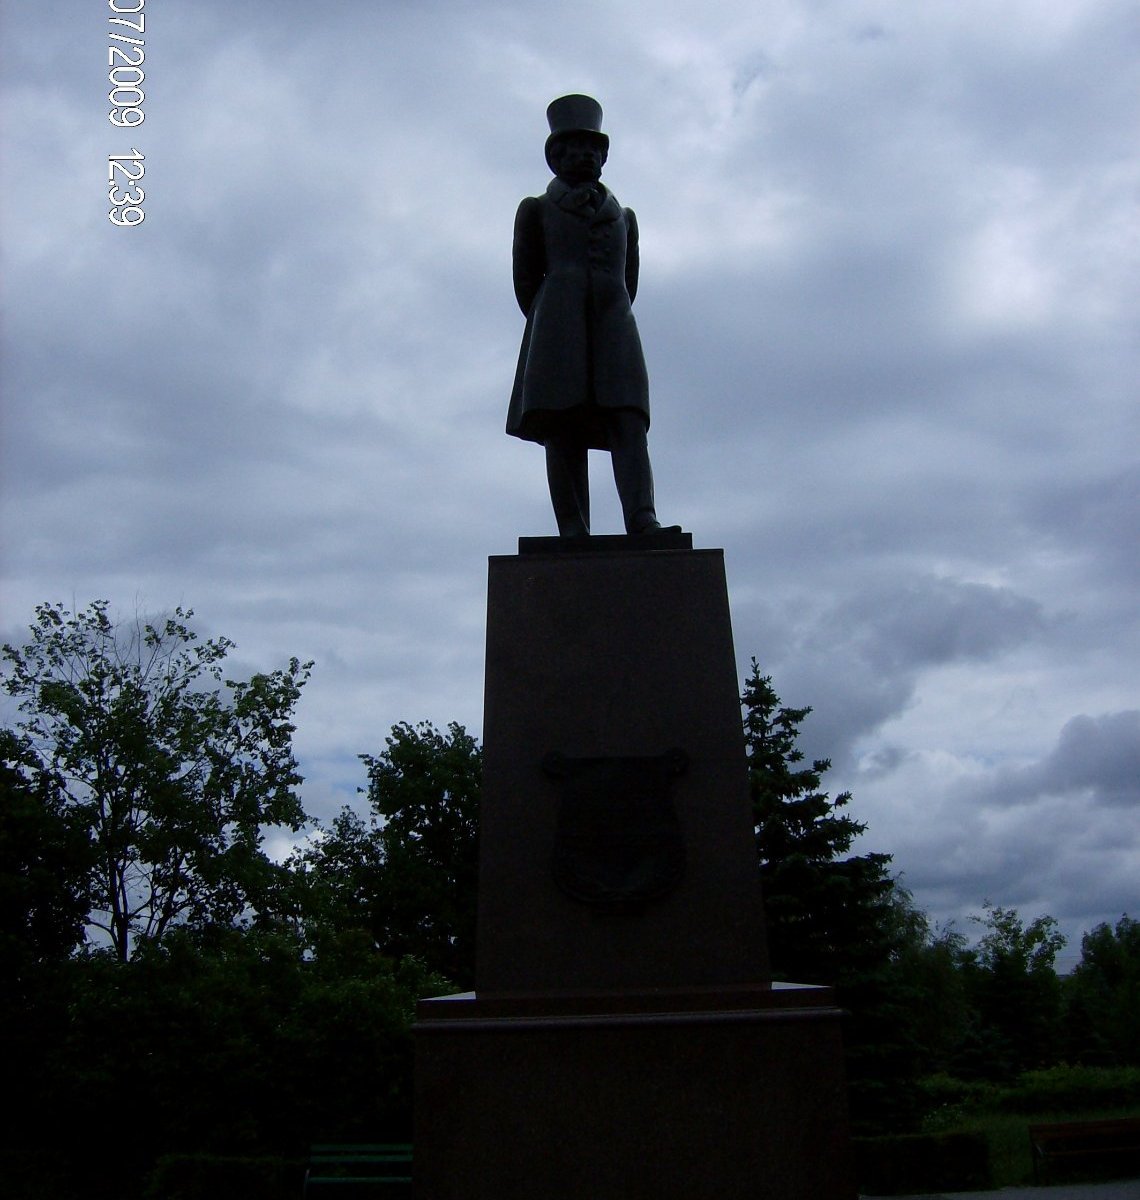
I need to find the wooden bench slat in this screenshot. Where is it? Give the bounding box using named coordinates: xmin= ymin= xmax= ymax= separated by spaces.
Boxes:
xmin=310 ymin=1144 xmax=412 ymax=1151
xmin=307 ymin=1179 xmax=412 ymax=1185
xmin=1028 ymin=1116 xmax=1140 ymax=1185
xmin=304 ymin=1144 xmax=413 ymax=1194
xmin=310 ymin=1157 xmax=410 ymax=1164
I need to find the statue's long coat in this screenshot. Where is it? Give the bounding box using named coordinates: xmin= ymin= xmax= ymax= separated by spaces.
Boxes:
xmin=507 ymin=177 xmax=650 ymax=449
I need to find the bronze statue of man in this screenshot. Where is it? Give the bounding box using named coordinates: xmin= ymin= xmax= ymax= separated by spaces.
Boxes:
xmin=507 ymin=94 xmax=675 ymax=538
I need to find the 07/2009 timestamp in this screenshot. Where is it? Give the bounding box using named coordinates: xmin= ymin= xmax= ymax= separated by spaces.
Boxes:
xmin=107 ymin=0 xmax=146 ymax=226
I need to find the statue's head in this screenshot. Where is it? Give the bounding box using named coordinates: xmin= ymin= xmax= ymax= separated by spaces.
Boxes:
xmin=545 ymin=94 xmax=609 ymax=181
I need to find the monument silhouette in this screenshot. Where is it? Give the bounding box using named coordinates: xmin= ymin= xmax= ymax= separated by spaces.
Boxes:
xmin=413 ymin=96 xmax=855 ymax=1199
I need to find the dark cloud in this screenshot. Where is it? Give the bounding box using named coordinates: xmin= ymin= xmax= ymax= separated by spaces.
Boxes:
xmin=1027 ymin=467 xmax=1140 ymax=591
xmin=826 ymin=578 xmax=1045 ymax=672
xmin=987 ymin=711 xmax=1140 ymax=809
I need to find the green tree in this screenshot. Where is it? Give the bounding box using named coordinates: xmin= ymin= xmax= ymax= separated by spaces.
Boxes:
xmin=0 ymin=732 xmax=92 ymax=967
xmin=891 ymin=919 xmax=975 ymax=1077
xmin=1 ymin=601 xmax=311 ymax=960
xmin=299 ymin=720 xmax=480 ymax=987
xmin=0 ymin=735 xmax=97 ymax=1199
xmin=973 ymin=902 xmax=1066 ymax=976
xmin=954 ymin=902 xmax=1067 ymax=1079
xmin=8 ymin=925 xmax=443 ymax=1200
xmin=1064 ymin=915 xmax=1140 ymax=1066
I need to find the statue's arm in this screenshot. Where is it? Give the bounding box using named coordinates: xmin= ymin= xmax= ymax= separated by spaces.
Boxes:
xmin=624 ymin=207 xmax=640 ymax=304
xmin=512 ymin=197 xmax=545 ymax=315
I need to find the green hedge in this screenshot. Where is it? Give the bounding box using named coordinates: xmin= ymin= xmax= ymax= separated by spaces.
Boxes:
xmin=854 ymin=1130 xmax=991 ymax=1196
xmin=999 ymin=1065 xmax=1140 ymax=1113
xmin=919 ymin=1065 xmax=1140 ymax=1128
xmin=144 ymin=1154 xmax=304 ymax=1200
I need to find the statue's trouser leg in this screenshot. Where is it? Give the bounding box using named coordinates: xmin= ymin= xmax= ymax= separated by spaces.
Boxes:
xmin=544 ymin=431 xmax=591 ymax=537
xmin=608 ymin=410 xmax=657 ymax=534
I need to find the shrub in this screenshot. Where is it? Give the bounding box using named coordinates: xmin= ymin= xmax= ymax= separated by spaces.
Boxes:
xmin=917 ymin=1073 xmax=1006 ymax=1132
xmin=1001 ymin=1065 xmax=1140 ymax=1113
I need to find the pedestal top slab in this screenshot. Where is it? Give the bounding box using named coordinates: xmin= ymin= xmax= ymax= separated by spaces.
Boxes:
xmin=517 ymin=530 xmax=693 ymax=554
xmin=417 ymin=981 xmax=837 ymax=1027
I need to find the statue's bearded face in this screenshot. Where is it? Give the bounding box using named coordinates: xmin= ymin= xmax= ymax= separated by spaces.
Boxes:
xmin=551 ymin=134 xmax=607 ymax=184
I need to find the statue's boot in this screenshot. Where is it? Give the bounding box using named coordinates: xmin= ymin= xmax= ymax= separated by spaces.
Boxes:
xmin=610 ymin=413 xmax=678 ymax=535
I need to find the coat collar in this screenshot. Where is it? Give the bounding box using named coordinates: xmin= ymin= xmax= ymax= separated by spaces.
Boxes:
xmin=547 ymin=177 xmax=621 ymax=223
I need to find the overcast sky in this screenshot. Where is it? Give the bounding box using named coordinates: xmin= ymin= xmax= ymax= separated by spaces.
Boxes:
xmin=3 ymin=0 xmax=1137 ymax=966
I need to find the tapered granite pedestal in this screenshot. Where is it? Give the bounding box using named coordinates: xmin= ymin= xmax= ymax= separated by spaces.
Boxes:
xmin=414 ymin=536 xmax=855 ymax=1199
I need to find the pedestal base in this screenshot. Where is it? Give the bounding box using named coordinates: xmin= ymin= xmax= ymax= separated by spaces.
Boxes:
xmin=414 ymin=984 xmax=855 ymax=1199
xmin=417 ymin=543 xmax=854 ymax=1197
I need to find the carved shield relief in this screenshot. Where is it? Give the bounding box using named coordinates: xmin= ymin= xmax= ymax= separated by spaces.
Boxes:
xmin=543 ymin=749 xmax=688 ymax=910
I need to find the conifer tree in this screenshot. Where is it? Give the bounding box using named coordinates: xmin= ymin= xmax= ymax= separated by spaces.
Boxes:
xmin=743 ymin=660 xmax=896 ymax=982
xmin=742 ymin=659 xmax=920 ymax=1130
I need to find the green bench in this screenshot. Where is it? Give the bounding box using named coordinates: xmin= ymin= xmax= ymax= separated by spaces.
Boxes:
xmin=1028 ymin=1116 xmax=1140 ymax=1185
xmin=303 ymin=1144 xmax=412 ymax=1194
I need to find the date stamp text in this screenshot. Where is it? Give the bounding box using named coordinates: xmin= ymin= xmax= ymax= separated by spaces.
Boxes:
xmin=106 ymin=0 xmax=146 ymax=225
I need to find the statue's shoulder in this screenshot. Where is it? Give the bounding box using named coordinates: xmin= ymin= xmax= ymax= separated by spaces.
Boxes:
xmin=514 ymin=194 xmax=546 ymax=240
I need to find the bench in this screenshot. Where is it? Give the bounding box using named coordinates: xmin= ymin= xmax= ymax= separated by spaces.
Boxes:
xmin=303 ymin=1144 xmax=412 ymax=1194
xmin=1028 ymin=1116 xmax=1140 ymax=1185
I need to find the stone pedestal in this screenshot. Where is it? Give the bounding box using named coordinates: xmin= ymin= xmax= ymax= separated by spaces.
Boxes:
xmin=414 ymin=539 xmax=855 ymax=1199
xmin=477 ymin=542 xmax=767 ymax=993
xmin=416 ymin=985 xmax=851 ymax=1200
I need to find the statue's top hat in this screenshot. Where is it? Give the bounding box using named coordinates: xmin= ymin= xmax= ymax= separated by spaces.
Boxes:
xmin=545 ymin=94 xmax=609 ymax=170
